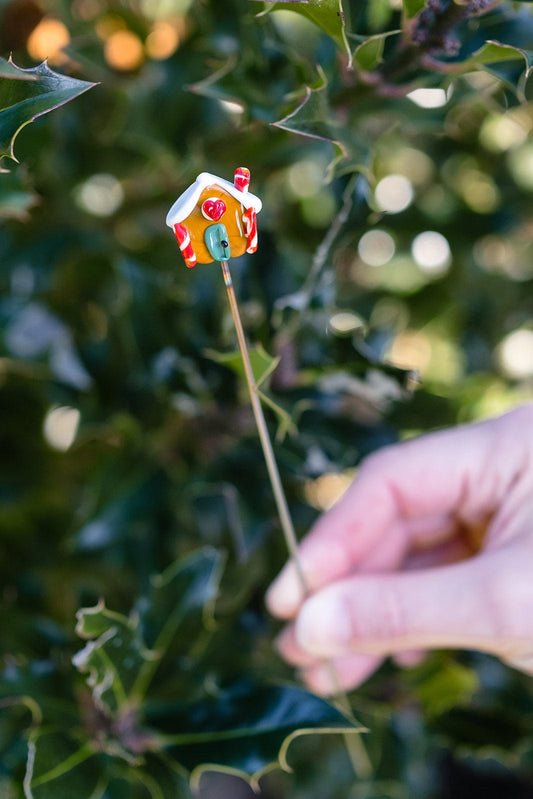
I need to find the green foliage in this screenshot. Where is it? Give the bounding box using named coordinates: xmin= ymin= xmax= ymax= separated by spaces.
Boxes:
xmin=2 ymin=0 xmax=533 ymax=796
xmin=261 ymin=0 xmax=352 ymax=62
xmin=0 ymin=56 xmax=96 ymax=163
xmin=204 ymin=344 xmax=280 ymax=387
xmin=403 ymin=0 xmax=426 ymax=19
xmin=20 ymin=548 xmax=359 ymax=796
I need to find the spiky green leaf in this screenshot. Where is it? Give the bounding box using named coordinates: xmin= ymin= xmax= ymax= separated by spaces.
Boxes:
xmin=146 ymin=682 xmax=365 ymax=783
xmin=257 ymin=0 xmax=351 ymax=62
xmin=353 ymin=31 xmax=402 ymax=72
xmin=402 ymin=0 xmax=425 ymax=19
xmin=0 ymin=57 xmax=96 ymax=163
xmin=73 ymin=602 xmax=156 ymax=714
xmin=272 ymin=80 xmax=368 ymax=175
xmin=204 ymin=344 xmax=280 ymax=387
xmin=24 ymin=731 xmax=106 ymax=799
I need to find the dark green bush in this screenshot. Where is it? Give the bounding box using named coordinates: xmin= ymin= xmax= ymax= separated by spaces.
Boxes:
xmin=2 ymin=0 xmax=533 ymax=796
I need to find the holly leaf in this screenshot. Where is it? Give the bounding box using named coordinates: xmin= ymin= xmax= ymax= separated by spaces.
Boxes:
xmin=204 ymin=344 xmax=280 ymax=387
xmin=421 ymin=39 xmax=533 ymax=98
xmin=0 ymin=692 xmax=42 ymax=783
xmin=145 ymin=681 xmax=365 ymax=787
xmin=273 ymin=81 xmax=340 ymax=141
xmin=432 ymin=40 xmax=532 ymax=74
xmin=73 ymin=601 xmax=157 ymax=714
xmin=188 ymin=55 xmax=278 ymax=121
xmin=0 ymin=661 xmax=78 ymax=731
xmin=74 ymin=470 xmax=168 ymax=552
xmin=24 ymin=730 xmax=106 ymax=799
xmin=203 ymin=346 xmax=296 ymax=437
xmin=402 ymin=0 xmax=425 ymax=19
xmin=0 ymin=58 xmax=38 ymax=80
xmin=126 ymin=753 xmax=190 ymax=799
xmin=256 ymin=0 xmax=351 ymax=64
xmin=272 ymin=79 xmax=368 ymax=176
xmin=188 ymin=46 xmax=298 ymax=124
xmin=73 ymin=549 xmax=224 ymax=712
xmin=137 ymin=547 xmax=224 ymax=652
xmin=0 ymin=57 xmax=96 ymax=164
xmin=352 ymin=31 xmax=402 ymax=72
xmin=258 ymin=389 xmax=297 ymax=440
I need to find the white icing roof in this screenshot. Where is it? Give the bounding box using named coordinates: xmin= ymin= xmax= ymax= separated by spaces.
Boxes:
xmin=166 ymin=171 xmax=262 ymax=227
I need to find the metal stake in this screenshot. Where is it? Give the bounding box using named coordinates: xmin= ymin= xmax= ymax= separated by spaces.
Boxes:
xmin=220 ymin=259 xmax=372 ymax=781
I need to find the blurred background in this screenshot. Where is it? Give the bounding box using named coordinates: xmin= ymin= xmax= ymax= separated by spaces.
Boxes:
xmin=2 ymin=0 xmax=533 ymax=796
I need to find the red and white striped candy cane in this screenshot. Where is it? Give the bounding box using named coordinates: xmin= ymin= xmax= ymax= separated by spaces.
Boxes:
xmin=243 ymin=207 xmax=258 ymax=253
xmin=234 ymin=167 xmax=250 ymax=193
xmin=173 ymin=223 xmax=197 ymax=268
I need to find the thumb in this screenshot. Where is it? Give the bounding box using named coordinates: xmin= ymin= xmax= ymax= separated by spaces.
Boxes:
xmin=294 ymin=555 xmax=502 ymax=660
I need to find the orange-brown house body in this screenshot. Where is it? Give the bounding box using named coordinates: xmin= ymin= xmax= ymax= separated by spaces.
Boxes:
xmin=166 ymin=170 xmax=262 ymax=267
xmin=186 ymin=184 xmax=249 ymax=263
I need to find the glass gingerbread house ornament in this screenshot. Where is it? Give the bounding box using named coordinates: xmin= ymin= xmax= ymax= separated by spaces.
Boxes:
xmin=165 ymin=167 xmax=371 ymax=778
xmin=166 ymin=167 xmax=262 ymax=267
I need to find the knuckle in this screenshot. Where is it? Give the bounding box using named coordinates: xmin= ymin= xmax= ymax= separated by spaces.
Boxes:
xmin=345 ymin=580 xmax=409 ymax=648
xmin=376 ymin=583 xmax=410 ymax=642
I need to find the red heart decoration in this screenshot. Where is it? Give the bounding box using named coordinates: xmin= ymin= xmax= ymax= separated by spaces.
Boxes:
xmin=202 ymin=198 xmax=226 ymax=221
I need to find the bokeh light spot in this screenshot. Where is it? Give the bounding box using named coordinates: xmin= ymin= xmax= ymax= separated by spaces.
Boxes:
xmin=411 ymin=231 xmax=451 ymax=274
xmin=387 ymin=147 xmax=434 ymax=186
xmin=75 ymin=173 xmax=124 ymax=216
xmin=287 ymin=160 xmax=324 ymax=199
xmin=329 ymin=311 xmax=365 ymax=335
xmin=375 ymin=174 xmax=414 ymax=213
xmin=480 ymin=113 xmax=529 ymax=152
xmin=388 ymin=330 xmax=432 ymax=372
xmin=141 ymin=0 xmax=193 ymax=15
xmin=507 ymin=144 xmax=533 ymax=191
xmin=460 ymin=169 xmax=499 ymax=213
xmin=96 ymin=13 xmax=126 ymax=39
xmin=407 ymin=87 xmax=450 ymax=108
xmin=497 ymin=329 xmax=533 ymax=379
xmin=300 ymin=188 xmax=336 ymax=228
xmin=27 ymin=18 xmax=70 ymax=64
xmin=146 ymin=21 xmax=180 ymax=59
xmin=388 ymin=329 xmax=464 ymax=384
xmin=220 ymin=99 xmax=244 ymax=115
xmin=105 ymin=29 xmax=144 ymax=71
xmin=43 ymin=406 xmax=80 ymax=451
xmin=474 ymin=235 xmax=515 ymax=274
xmin=358 ymin=230 xmax=396 ymax=266
xmin=304 ymin=471 xmax=354 ymax=511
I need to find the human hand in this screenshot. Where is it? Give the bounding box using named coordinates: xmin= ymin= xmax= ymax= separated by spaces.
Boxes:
xmin=266 ymin=405 xmax=533 ymax=694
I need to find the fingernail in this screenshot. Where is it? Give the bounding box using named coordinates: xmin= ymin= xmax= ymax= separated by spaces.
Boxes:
xmin=296 ymin=592 xmax=352 ymax=657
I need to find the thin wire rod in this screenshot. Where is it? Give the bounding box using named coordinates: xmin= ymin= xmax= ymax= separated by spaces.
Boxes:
xmin=220 ymin=260 xmax=307 ymax=590
xmin=220 ymin=260 xmax=372 ymax=781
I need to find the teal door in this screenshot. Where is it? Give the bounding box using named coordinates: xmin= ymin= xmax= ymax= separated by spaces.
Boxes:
xmin=204 ymin=223 xmax=231 ymax=262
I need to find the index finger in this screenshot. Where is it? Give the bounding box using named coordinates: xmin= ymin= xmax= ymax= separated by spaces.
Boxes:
xmin=266 ymin=406 xmax=531 ymax=618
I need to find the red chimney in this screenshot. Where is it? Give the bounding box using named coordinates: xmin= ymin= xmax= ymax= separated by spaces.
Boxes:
xmin=234 ymin=166 xmax=250 ymax=193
